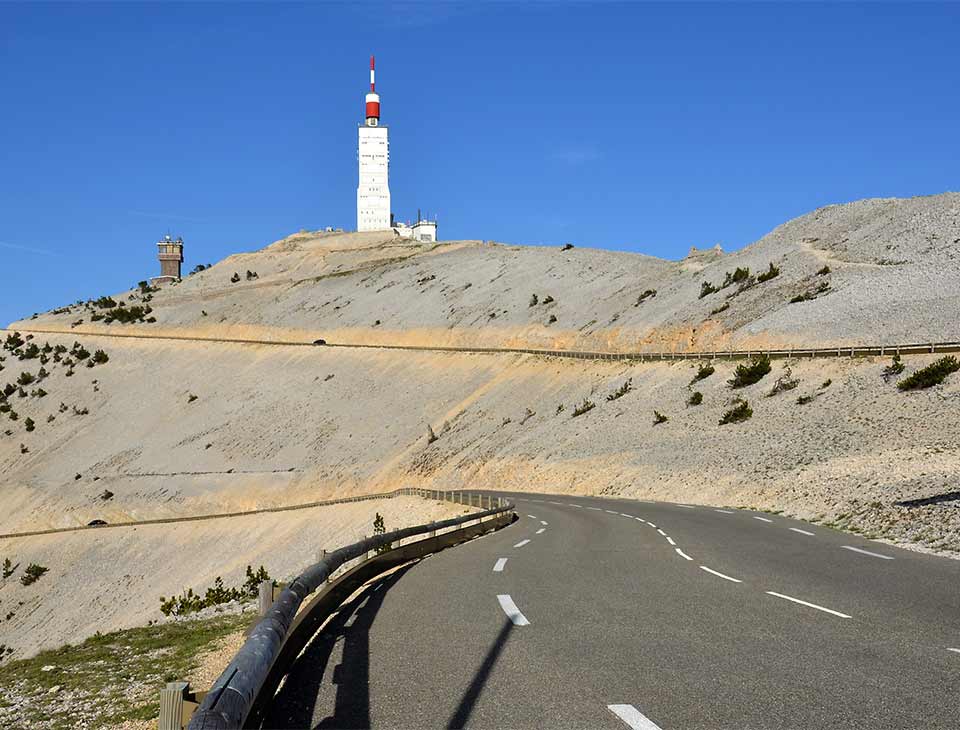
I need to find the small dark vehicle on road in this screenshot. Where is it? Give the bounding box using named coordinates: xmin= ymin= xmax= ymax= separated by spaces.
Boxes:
xmin=313 ymin=339 xmax=327 ymax=345
xmin=87 ymin=519 xmax=108 ymax=527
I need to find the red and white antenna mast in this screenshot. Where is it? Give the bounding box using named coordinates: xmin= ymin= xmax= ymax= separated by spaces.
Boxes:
xmin=365 ymin=55 xmax=380 ymax=125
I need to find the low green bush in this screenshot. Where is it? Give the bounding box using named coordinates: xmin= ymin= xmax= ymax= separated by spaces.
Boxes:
xmin=691 ymin=363 xmax=715 ymax=383
xmin=897 ymin=356 xmax=960 ymax=391
xmin=572 ymin=399 xmax=595 ymax=417
xmin=687 ymin=391 xmax=703 ymax=406
xmin=882 ymin=354 xmax=905 ymax=381
xmin=20 ymin=563 xmax=48 ymax=586
xmin=767 ymin=366 xmax=799 ymax=396
xmin=699 ymin=281 xmax=719 ymax=299
xmin=606 ymin=379 xmax=632 ymax=401
xmin=24 ymin=418 xmax=34 ymax=432
xmin=728 ymin=355 xmax=771 ymax=388
xmin=796 ymin=394 xmax=813 ymax=405
xmin=719 ymin=398 xmax=752 ymax=424
xmin=635 ymin=289 xmax=656 ymax=306
xmin=721 ymin=267 xmax=751 ymax=289
xmin=816 ymin=265 xmax=831 ymax=276
xmin=757 ymin=262 xmax=781 ymax=283
xmin=160 ymin=565 xmax=273 ymax=617
xmin=653 ymin=410 xmax=668 ymax=425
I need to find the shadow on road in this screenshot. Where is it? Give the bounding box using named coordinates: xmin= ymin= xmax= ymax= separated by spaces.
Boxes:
xmin=446 ymin=618 xmax=514 ymax=729
xmin=261 ymin=564 xmax=415 ymax=730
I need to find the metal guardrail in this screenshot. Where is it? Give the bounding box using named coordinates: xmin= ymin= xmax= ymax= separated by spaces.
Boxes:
xmin=3 ymin=326 xmax=959 ymax=364
xmin=186 ymin=488 xmax=514 ymax=730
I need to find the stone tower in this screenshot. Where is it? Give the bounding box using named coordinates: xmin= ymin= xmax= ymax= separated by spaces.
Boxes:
xmin=156 ymin=234 xmax=183 ymax=282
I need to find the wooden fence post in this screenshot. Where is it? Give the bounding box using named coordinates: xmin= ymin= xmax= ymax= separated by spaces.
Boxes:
xmin=258 ymin=581 xmax=273 ymax=617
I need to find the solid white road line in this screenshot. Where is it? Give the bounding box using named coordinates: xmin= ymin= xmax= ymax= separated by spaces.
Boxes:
xmin=497 ymin=594 xmax=530 ymax=626
xmin=700 ymin=566 xmax=743 ymax=583
xmin=536 ymin=528 xmax=546 ymax=535
xmin=607 ymin=704 xmax=663 ymax=730
xmin=514 ymin=539 xmax=531 ymax=548
xmin=714 ymin=509 xmax=734 ymax=514
xmin=493 ymin=558 xmax=508 ymax=572
xmin=675 ymin=548 xmax=693 ymax=561
xmin=766 ymin=591 xmax=851 ymax=619
xmin=789 ymin=527 xmax=816 ymax=536
xmin=753 ymin=516 xmax=773 ymax=523
xmin=540 ymin=520 xmax=549 ymax=526
xmin=841 ymin=545 xmax=894 ymax=560
xmin=666 ymin=537 xmax=676 ymax=546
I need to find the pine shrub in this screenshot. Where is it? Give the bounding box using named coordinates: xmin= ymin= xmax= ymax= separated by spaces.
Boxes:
xmin=728 ymin=355 xmax=771 ymax=388
xmin=897 ymin=356 xmax=960 ymax=391
xmin=719 ymin=398 xmax=752 ymax=424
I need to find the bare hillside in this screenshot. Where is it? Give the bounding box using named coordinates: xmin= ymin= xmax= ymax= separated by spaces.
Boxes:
xmin=17 ymin=192 xmax=960 ymax=352
xmin=2 ymin=193 xmax=960 ymax=660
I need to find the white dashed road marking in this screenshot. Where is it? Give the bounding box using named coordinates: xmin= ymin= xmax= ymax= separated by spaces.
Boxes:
xmin=675 ymin=548 xmax=693 ymax=561
xmin=514 ymin=539 xmax=531 ymax=548
xmin=497 ymin=594 xmax=530 ymax=626
xmin=657 ymin=529 xmax=666 ymax=536
xmin=841 ymin=545 xmax=894 ymax=560
xmin=607 ymin=704 xmax=663 ymax=730
xmin=666 ymin=537 xmax=676 ymax=546
xmin=540 ymin=520 xmax=548 ymax=526
xmin=753 ymin=516 xmax=773 ymax=523
xmin=766 ymin=591 xmax=851 ymax=619
xmin=620 ymin=513 xmax=632 ymax=518
xmin=605 ymin=510 xmax=619 ymax=515
xmin=536 ymin=528 xmax=546 ymax=535
xmin=493 ymin=558 xmax=508 ymax=572
xmin=947 ymin=648 xmax=960 ymax=655
xmin=527 ymin=514 xmax=537 ymax=519
xmin=714 ymin=509 xmax=734 ymax=514
xmin=700 ymin=566 xmax=743 ymax=583
xmin=789 ymin=528 xmax=816 ymax=536
xmin=676 ymin=504 xmax=696 ymax=509
xmin=648 ymin=523 xmax=657 ymax=529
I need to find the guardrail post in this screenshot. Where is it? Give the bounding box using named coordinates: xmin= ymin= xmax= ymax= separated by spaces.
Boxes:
xmin=159 ymin=681 xmax=191 ymax=730
xmin=258 ymin=581 xmax=273 ymax=617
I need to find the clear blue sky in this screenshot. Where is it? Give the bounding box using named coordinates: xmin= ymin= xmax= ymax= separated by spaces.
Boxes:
xmin=2 ymin=1 xmax=958 ymax=325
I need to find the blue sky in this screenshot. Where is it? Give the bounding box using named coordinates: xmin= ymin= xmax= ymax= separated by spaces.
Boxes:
xmin=1 ymin=1 xmax=958 ymax=325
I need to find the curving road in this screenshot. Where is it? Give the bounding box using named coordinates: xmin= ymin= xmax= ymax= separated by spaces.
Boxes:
xmin=263 ymin=491 xmax=959 ymax=729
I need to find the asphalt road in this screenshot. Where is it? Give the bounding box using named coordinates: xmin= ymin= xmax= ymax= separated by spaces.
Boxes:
xmin=263 ymin=491 xmax=960 ymax=729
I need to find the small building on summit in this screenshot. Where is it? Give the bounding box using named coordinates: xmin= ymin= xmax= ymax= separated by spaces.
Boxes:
xmin=153 ymin=234 xmax=183 ymax=284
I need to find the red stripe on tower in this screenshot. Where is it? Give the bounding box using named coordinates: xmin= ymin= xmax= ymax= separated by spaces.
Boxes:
xmin=365 ymin=54 xmax=380 ymax=121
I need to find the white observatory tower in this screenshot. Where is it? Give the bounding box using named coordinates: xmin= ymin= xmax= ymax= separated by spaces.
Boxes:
xmin=357 ymin=55 xmax=391 ymax=231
